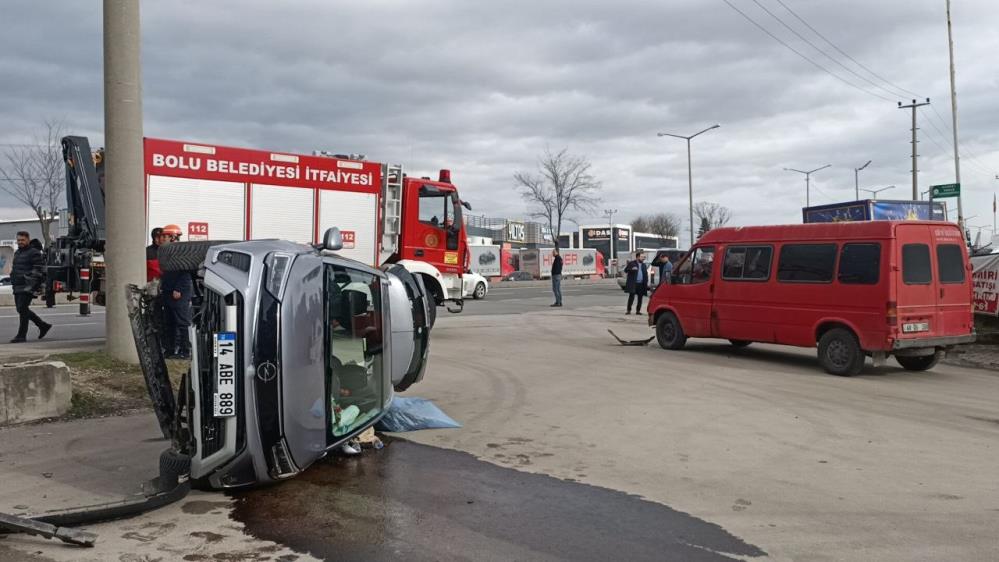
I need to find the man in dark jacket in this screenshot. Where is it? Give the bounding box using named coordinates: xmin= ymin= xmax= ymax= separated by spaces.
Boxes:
xmin=159 ymin=234 xmax=193 ymax=359
xmin=624 ymin=251 xmax=649 ymax=315
xmin=550 ymin=246 xmax=563 ymax=307
xmin=10 ymin=232 xmax=52 ymax=342
xmin=146 ymin=227 xmax=164 ymax=282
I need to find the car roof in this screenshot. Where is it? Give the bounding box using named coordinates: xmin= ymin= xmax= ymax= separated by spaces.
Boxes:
xmin=697 ymin=221 xmax=960 ymax=245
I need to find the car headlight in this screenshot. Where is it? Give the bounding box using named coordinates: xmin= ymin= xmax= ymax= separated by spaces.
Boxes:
xmin=264 ymin=252 xmax=293 ymax=298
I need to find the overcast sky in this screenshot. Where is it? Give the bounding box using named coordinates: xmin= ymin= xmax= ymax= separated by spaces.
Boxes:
xmin=2 ymin=0 xmax=997 ymax=240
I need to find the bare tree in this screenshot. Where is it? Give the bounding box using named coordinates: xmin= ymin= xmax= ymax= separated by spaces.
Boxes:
xmin=630 ymin=215 xmax=650 ymax=233
xmin=693 ymin=202 xmax=732 ymax=236
xmin=633 ymin=213 xmax=682 ymax=245
xmin=0 ymin=120 xmax=66 ymax=246
xmin=514 ymin=147 xmax=601 ymax=243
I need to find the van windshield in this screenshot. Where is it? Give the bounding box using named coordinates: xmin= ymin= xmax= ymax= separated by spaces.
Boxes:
xmin=325 ymin=264 xmax=385 ymax=443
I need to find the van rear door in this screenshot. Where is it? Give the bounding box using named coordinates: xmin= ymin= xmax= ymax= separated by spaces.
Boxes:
xmin=931 ymin=225 xmax=972 ymax=336
xmin=895 ymin=224 xmax=938 ymax=341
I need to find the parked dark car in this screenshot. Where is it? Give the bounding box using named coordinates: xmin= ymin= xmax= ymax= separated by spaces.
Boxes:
xmin=502 ymin=271 xmax=534 ymax=282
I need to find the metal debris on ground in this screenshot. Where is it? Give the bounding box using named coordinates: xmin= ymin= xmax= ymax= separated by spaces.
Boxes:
xmin=607 ymin=329 xmax=655 ymax=346
xmin=0 ymin=512 xmax=97 ymax=547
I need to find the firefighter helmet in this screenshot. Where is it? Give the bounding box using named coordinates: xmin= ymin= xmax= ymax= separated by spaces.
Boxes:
xmin=162 ymin=224 xmax=183 ymax=238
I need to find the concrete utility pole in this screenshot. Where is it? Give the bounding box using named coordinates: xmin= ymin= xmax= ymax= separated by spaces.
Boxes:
xmin=104 ymin=0 xmax=145 ymax=363
xmin=946 ymin=0 xmax=965 ymax=234
xmin=854 ymin=160 xmax=871 ymax=200
xmin=784 ymin=165 xmax=830 ymax=208
xmin=657 ymin=124 xmax=720 ymax=248
xmin=898 ymin=98 xmax=931 ymax=200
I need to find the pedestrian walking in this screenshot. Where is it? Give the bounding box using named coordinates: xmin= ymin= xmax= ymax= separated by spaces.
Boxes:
xmin=9 ymin=231 xmax=52 ymax=343
xmin=159 ymin=227 xmax=192 ymax=359
xmin=624 ymin=251 xmax=649 ymax=315
xmin=550 ymin=246 xmax=563 ymax=307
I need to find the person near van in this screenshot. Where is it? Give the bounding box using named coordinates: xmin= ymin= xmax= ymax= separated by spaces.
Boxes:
xmin=159 ymin=232 xmax=193 ymax=359
xmin=624 ymin=251 xmax=649 ymax=315
xmin=550 ymin=246 xmax=563 ymax=307
xmin=146 ymin=226 xmax=164 ymax=282
xmin=10 ymin=232 xmax=52 ymax=343
xmin=657 ymin=255 xmax=673 ymax=285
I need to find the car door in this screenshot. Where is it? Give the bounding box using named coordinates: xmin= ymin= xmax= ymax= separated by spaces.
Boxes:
xmin=932 ymin=226 xmax=973 ymax=337
xmin=894 ymin=224 xmax=938 ymax=342
xmin=670 ymin=246 xmax=716 ymax=337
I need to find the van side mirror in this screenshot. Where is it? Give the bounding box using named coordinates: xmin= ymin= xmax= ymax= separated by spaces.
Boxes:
xmin=322 ymin=227 xmax=343 ymax=251
xmin=461 ymin=200 xmax=472 ymax=211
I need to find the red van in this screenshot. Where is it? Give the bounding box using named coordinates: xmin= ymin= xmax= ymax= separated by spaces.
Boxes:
xmin=647 ymin=221 xmax=976 ymax=375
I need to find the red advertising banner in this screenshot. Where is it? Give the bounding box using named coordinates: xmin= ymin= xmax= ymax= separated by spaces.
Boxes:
xmin=144 ymin=138 xmax=382 ymax=194
xmin=972 ymin=255 xmax=999 ymax=316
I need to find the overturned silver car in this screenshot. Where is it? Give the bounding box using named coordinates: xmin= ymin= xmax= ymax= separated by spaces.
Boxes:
xmin=129 ymin=228 xmax=432 ymax=489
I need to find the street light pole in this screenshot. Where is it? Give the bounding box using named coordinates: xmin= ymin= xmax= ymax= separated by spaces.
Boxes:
xmin=860 ymin=185 xmax=896 ymax=200
xmin=784 ymin=165 xmax=831 ymax=208
xmin=854 ymin=160 xmax=871 ymax=200
xmin=658 ymin=124 xmax=720 ymax=248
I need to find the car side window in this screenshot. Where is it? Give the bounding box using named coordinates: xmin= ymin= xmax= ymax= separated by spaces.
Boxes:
xmin=778 ymin=244 xmax=837 ymax=283
xmin=722 ymin=246 xmax=772 ymax=281
xmin=838 ymin=243 xmax=880 ymax=284
xmin=676 ymin=246 xmax=715 ymax=285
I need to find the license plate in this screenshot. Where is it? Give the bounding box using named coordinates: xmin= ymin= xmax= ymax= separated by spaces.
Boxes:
xmin=902 ymin=322 xmax=929 ymax=334
xmin=213 ymin=332 xmax=237 ymax=418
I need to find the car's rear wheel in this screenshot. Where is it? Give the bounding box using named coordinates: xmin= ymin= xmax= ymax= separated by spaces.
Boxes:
xmin=896 ymin=352 xmax=941 ymax=371
xmin=473 ymin=283 xmax=486 ymax=300
xmin=656 ymin=312 xmax=686 ymax=350
xmin=729 ymin=339 xmax=751 ymax=348
xmin=818 ymin=328 xmax=864 ymax=376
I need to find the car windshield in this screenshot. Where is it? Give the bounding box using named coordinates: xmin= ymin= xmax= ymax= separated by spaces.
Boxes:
xmin=324 ymin=264 xmax=385 ymax=443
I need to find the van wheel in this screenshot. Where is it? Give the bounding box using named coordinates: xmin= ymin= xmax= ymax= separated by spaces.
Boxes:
xmin=729 ymin=339 xmax=751 ymax=348
xmin=896 ymin=352 xmax=940 ymax=371
xmin=818 ymin=328 xmax=864 ymax=376
xmin=473 ymin=283 xmax=486 ymax=300
xmin=656 ymin=313 xmax=686 ymax=350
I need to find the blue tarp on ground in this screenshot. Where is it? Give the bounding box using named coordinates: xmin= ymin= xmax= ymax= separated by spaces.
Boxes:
xmin=375 ymin=396 xmax=462 ymax=432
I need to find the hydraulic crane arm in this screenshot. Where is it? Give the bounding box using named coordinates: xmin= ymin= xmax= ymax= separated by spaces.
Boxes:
xmin=61 ymin=136 xmax=106 ymax=251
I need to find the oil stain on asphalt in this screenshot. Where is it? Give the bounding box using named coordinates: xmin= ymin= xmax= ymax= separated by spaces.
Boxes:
xmin=232 ymin=439 xmax=766 ymax=561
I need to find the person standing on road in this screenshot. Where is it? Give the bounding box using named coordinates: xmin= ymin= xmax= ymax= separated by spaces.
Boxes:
xmin=9 ymin=231 xmax=52 ymax=343
xmin=550 ymin=246 xmax=563 ymax=307
xmin=658 ymin=255 xmax=673 ymax=286
xmin=624 ymin=251 xmax=649 ymax=315
xmin=159 ymin=229 xmax=193 ymax=359
xmin=146 ymin=226 xmax=164 ymax=282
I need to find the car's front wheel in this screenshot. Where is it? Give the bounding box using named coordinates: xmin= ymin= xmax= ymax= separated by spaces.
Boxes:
xmin=656 ymin=312 xmax=686 ymax=350
xmin=473 ymin=283 xmax=486 ymax=300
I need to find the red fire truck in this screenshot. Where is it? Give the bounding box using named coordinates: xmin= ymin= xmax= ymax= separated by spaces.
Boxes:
xmin=49 ymin=136 xmax=471 ymax=325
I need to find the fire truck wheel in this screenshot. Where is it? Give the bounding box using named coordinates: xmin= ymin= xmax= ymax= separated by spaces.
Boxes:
xmin=159 ymin=241 xmax=239 ymax=272
xmin=656 ymin=312 xmax=686 ymax=350
xmin=895 ymin=352 xmax=941 ymax=371
xmin=818 ymin=328 xmax=864 ymax=376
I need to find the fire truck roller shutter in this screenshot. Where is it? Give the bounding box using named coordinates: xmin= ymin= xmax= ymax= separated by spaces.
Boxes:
xmin=318 ymin=190 xmax=378 ymax=266
xmin=147 ymin=176 xmax=247 ymax=240
xmin=250 ymin=184 xmax=314 ymax=244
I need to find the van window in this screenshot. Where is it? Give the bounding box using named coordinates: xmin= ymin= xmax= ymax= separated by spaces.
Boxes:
xmin=902 ymin=244 xmax=932 ymax=285
xmin=837 ymin=243 xmax=880 ymax=285
xmin=722 ymin=246 xmax=772 ymax=281
xmin=777 ymin=244 xmax=837 ymax=283
xmin=675 ymin=246 xmax=714 ymax=285
xmin=937 ymin=244 xmax=965 ymax=284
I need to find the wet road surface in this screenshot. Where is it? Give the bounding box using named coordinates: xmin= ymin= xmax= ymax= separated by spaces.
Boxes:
xmin=232 ymin=438 xmax=766 ymax=562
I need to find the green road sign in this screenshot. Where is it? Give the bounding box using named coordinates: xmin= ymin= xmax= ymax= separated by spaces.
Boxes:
xmin=930 ymin=183 xmax=960 ymax=198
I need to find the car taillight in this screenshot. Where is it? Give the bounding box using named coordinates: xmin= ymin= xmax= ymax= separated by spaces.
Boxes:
xmin=887 ymin=301 xmax=897 ymax=326
xmin=53 ymin=281 xmax=63 ymax=292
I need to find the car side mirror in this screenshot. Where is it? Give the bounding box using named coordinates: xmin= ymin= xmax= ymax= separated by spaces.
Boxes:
xmin=322 ymin=227 xmax=343 ymax=251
